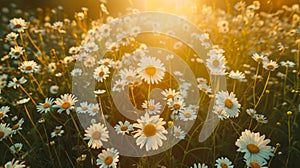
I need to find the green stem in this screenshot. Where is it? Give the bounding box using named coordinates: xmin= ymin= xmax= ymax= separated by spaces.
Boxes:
xmin=254 ymin=71 xmax=271 ymax=109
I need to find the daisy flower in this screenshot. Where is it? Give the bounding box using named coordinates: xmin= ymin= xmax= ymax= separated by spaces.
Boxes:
xmin=11 ymin=118 xmax=24 ymax=134
xmin=161 ymin=88 xmax=180 ymax=100
xmin=254 ymin=114 xmax=268 ymax=124
xmin=133 ymin=113 xmax=168 ymax=151
xmin=190 ymin=163 xmax=208 ymax=168
xmin=0 ymin=123 xmax=12 ymax=141
xmin=98 ymin=58 xmax=114 ymax=68
xmin=178 ymin=106 xmax=197 ymax=121
xmin=37 ymin=98 xmax=54 ymax=114
xmin=93 ymin=65 xmax=110 ymax=82
xmin=50 ymin=85 xmax=59 ymax=94
xmin=263 ymin=60 xmax=279 ymax=71
xmin=215 ymin=91 xmax=241 ymax=118
xmin=280 ymin=60 xmax=296 ymax=68
xmin=53 ymin=93 xmax=78 ymax=115
xmin=229 ymin=70 xmax=245 ymax=81
xmin=112 ymin=79 xmax=126 ymax=92
xmin=119 ymin=68 xmax=138 ymax=85
xmin=87 ymin=103 xmax=100 ymax=116
xmin=19 ymin=60 xmax=40 ymax=73
xmin=9 ymin=18 xmax=28 ymax=32
xmin=235 ymin=129 xmax=274 ymax=163
xmin=76 ymin=101 xmax=90 ymax=114
xmin=212 ymin=105 xmax=228 ymax=120
xmin=142 ymin=99 xmax=162 ymax=115
xmin=51 ymin=126 xmax=64 ymax=138
xmin=167 ymin=96 xmax=186 ymax=114
xmin=84 ymin=123 xmax=109 ymax=149
xmin=6 ymin=32 xmax=19 ymax=41
xmin=0 ymin=106 xmax=10 ymax=120
xmin=7 ymin=77 xmax=27 ymax=89
xmin=206 ymin=53 xmax=226 ymax=75
xmin=71 ymin=68 xmax=82 ymax=77
xmin=252 ymin=53 xmax=268 ymax=63
xmin=198 ymin=83 xmax=212 ymax=94
xmin=9 ymin=143 xmax=23 ymax=154
xmin=9 ymin=46 xmax=25 ymax=59
xmin=173 ymin=125 xmax=186 ymax=140
xmin=96 ymin=148 xmax=119 ymax=168
xmin=215 ymin=157 xmax=234 ymax=168
xmin=246 ymin=108 xmax=257 ymax=118
xmin=114 ymin=120 xmax=134 ymax=135
xmin=4 ymin=159 xmax=26 ymax=168
xmin=137 ymin=56 xmax=166 ymax=84
xmin=16 ymin=98 xmax=30 ymax=105
xmin=245 ymin=159 xmax=268 ymax=168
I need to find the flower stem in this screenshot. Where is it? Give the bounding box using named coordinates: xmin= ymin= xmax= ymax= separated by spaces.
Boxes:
xmin=19 ymin=85 xmax=37 ymax=106
xmin=254 ymin=71 xmax=271 ymax=109
xmin=253 ymin=63 xmax=260 ymax=105
xmin=24 ymin=105 xmax=44 ymax=144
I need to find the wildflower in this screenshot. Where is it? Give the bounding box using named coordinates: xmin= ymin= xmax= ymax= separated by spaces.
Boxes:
xmin=93 ymin=65 xmax=110 ymax=82
xmin=53 ymin=93 xmax=78 ymax=115
xmin=263 ymin=60 xmax=279 ymax=71
xmin=173 ymin=125 xmax=186 ymax=140
xmin=6 ymin=32 xmax=19 ymax=41
xmin=137 ymin=56 xmax=166 ymax=84
xmin=142 ymin=99 xmax=162 ymax=115
xmin=11 ymin=118 xmax=24 ymax=134
xmin=7 ymin=77 xmax=27 ymax=89
xmin=9 ymin=46 xmax=25 ymax=59
xmin=178 ymin=106 xmax=197 ymax=121
xmin=133 ymin=113 xmax=168 ymax=151
xmin=216 ymin=91 xmax=241 ymax=118
xmin=119 ymin=68 xmax=138 ymax=84
xmin=112 ymin=79 xmax=126 ymax=92
xmin=215 ymin=157 xmax=234 ymax=168
xmin=254 ymin=114 xmax=268 ymax=124
xmin=16 ymin=98 xmax=30 ymax=105
xmin=167 ymin=96 xmax=185 ymax=114
xmin=98 ymin=58 xmax=114 ymax=68
xmin=234 ymin=1 xmax=246 ymax=11
xmin=229 ymin=70 xmax=245 ymax=81
xmin=19 ymin=60 xmax=40 ymax=73
xmin=94 ymin=89 xmax=106 ymax=95
xmin=235 ymin=129 xmax=274 ymax=163
xmin=161 ymin=89 xmax=179 ymax=101
xmin=114 ymin=120 xmax=134 ymax=135
xmin=71 ymin=68 xmax=82 ymax=77
xmin=87 ymin=103 xmax=100 ymax=116
xmin=9 ymin=143 xmax=23 ymax=154
xmin=280 ymin=60 xmax=296 ymax=68
xmin=217 ymin=20 xmax=229 ymax=33
xmin=9 ymin=18 xmax=28 ymax=32
xmin=50 ymin=85 xmax=59 ymax=94
xmin=246 ymin=159 xmax=268 ymax=168
xmin=4 ymin=159 xmax=26 ymax=168
xmin=0 ymin=123 xmax=11 ymax=141
xmin=0 ymin=106 xmax=10 ymax=120
xmin=246 ymin=108 xmax=257 ymax=118
xmin=212 ymin=105 xmax=228 ymax=120
xmin=190 ymin=163 xmax=208 ymax=168
xmin=197 ymin=77 xmax=208 ymax=84
xmin=83 ymin=42 xmax=99 ymax=53
xmin=198 ymin=83 xmax=212 ymax=94
xmin=206 ymin=53 xmax=226 ymax=75
xmin=84 ymin=123 xmax=109 ymax=149
xmin=76 ymin=101 xmax=90 ymax=114
xmin=51 ymin=126 xmax=64 ymax=138
xmin=96 ymin=148 xmax=119 ymax=168
xmin=252 ymin=53 xmax=268 ymax=63
xmin=100 ymin=24 xmax=111 ymax=38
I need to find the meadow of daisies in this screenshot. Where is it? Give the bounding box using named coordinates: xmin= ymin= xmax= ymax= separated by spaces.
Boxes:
xmin=0 ymin=0 xmax=300 ymax=167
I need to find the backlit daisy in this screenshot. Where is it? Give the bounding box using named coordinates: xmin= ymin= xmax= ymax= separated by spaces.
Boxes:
xmin=142 ymin=99 xmax=161 ymax=115
xmin=0 ymin=123 xmax=12 ymax=141
xmin=114 ymin=120 xmax=134 ymax=135
xmin=98 ymin=58 xmax=114 ymax=68
xmin=51 ymin=126 xmax=64 ymax=138
xmin=167 ymin=96 xmax=186 ymax=115
xmin=215 ymin=157 xmax=234 ymax=168
xmin=53 ymin=93 xmax=78 ymax=115
xmin=235 ymin=129 xmax=274 ymax=164
xmin=252 ymin=53 xmax=268 ymax=63
xmin=0 ymin=106 xmax=10 ymax=120
xmin=84 ymin=123 xmax=109 ymax=149
xmin=76 ymin=101 xmax=90 ymax=114
xmin=87 ymin=103 xmax=100 ymax=116
xmin=229 ymin=70 xmax=245 ymax=81
xmin=9 ymin=18 xmax=28 ymax=32
xmin=263 ymin=60 xmax=279 ymax=71
xmin=178 ymin=106 xmax=197 ymax=121
xmin=36 ymin=98 xmax=54 ymax=114
xmin=254 ymin=114 xmax=268 ymax=124
xmin=93 ymin=65 xmax=110 ymax=82
xmin=216 ymin=91 xmax=241 ymax=118
xmin=137 ymin=56 xmax=166 ymax=84
xmin=19 ymin=60 xmax=40 ymax=73
xmin=173 ymin=125 xmax=186 ymax=140
xmin=9 ymin=46 xmax=25 ymax=59
xmin=206 ymin=53 xmax=226 ymax=75
xmin=133 ymin=113 xmax=167 ymax=151
xmin=161 ymin=88 xmax=179 ymax=101
xmin=190 ymin=163 xmax=208 ymax=168
xmin=96 ymin=148 xmax=119 ymax=168
xmin=11 ymin=118 xmax=24 ymax=134
xmin=246 ymin=108 xmax=257 ymax=118
xmin=198 ymin=83 xmax=212 ymax=94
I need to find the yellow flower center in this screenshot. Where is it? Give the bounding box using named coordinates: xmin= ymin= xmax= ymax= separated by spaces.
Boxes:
xmin=220 ymin=163 xmax=228 ymax=168
xmin=104 ymin=62 xmax=110 ymax=66
xmin=120 ymin=125 xmax=128 ymax=131
xmin=14 ymin=51 xmax=20 ymax=55
xmin=143 ymin=123 xmax=157 ymax=137
xmin=98 ymin=71 xmax=105 ymax=77
xmin=62 ymin=102 xmax=71 ymax=109
xmin=224 ymin=98 xmax=233 ymax=108
xmin=55 ymin=129 xmax=61 ymax=134
xmin=145 ymin=66 xmax=156 ymax=76
xmin=250 ymin=161 xmax=260 ymax=168
xmin=267 ymin=64 xmax=274 ymax=70
xmin=14 ymin=24 xmax=22 ymax=28
xmin=25 ymin=66 xmax=32 ymax=71
xmin=0 ymin=131 xmax=4 ymax=139
xmin=175 ymin=131 xmax=181 ymax=136
xmin=0 ymin=112 xmax=3 ymax=118
xmin=166 ymin=94 xmax=174 ymax=100
xmin=11 ymin=124 xmax=19 ymax=130
xmin=184 ymin=112 xmax=192 ymax=118
xmin=82 ymin=106 xmax=88 ymax=111
xmin=105 ymin=156 xmax=113 ymax=165
xmin=43 ymin=102 xmax=51 ymax=108
xmin=91 ymin=131 xmax=101 ymax=140
xmin=201 ymin=87 xmax=207 ymax=91
xmin=256 ymin=58 xmax=263 ymax=62
xmin=148 ymin=105 xmax=156 ymax=111
xmin=212 ymin=60 xmax=220 ymax=67
xmin=126 ymin=75 xmax=134 ymax=81
xmin=173 ymin=103 xmax=181 ymax=110
xmin=247 ymin=143 xmax=260 ymax=153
